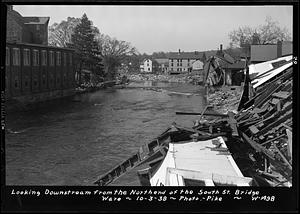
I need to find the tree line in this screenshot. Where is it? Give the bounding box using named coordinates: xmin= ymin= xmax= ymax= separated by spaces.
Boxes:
xmin=49 ymin=13 xmax=137 ymax=84
xmin=49 ymin=14 xmax=292 ymax=84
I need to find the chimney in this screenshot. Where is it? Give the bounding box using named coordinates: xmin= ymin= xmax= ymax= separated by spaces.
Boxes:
xmin=178 ymin=49 xmax=181 ymax=53
xmin=220 ymin=44 xmax=223 ymax=52
xmin=277 ymin=40 xmax=282 ymax=58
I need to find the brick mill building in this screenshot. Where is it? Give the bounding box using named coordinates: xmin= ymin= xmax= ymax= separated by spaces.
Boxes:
xmin=5 ymin=5 xmax=75 ymax=104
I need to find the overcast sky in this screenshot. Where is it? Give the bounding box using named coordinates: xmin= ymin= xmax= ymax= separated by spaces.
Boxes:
xmin=13 ymin=5 xmax=293 ymax=54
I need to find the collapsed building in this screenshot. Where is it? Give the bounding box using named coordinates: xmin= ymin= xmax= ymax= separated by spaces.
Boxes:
xmin=93 ymin=54 xmax=293 ymax=187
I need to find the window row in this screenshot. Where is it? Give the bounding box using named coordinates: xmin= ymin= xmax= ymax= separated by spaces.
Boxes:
xmin=6 ymin=47 xmax=73 ymax=67
xmin=170 ymin=59 xmax=191 ymax=62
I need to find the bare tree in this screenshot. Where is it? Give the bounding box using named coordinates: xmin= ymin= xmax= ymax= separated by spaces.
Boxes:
xmin=229 ymin=16 xmax=292 ymax=50
xmin=49 ymin=17 xmax=100 ymax=48
xmin=258 ymin=16 xmax=292 ymax=44
xmin=98 ymin=34 xmax=137 ymax=80
xmin=48 ymin=17 xmax=81 ymax=47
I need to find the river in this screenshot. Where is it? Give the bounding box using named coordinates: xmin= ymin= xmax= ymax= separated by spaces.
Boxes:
xmin=5 ymin=81 xmax=207 ymax=185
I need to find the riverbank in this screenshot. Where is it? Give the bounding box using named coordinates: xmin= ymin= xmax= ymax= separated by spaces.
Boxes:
xmin=126 ymin=73 xmax=203 ymax=84
xmin=75 ymin=80 xmax=116 ymax=94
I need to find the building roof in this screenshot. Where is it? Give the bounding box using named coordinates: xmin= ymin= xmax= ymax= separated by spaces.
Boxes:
xmin=154 ymin=58 xmax=169 ymax=65
xmin=168 ymin=51 xmax=204 ymax=59
xmin=167 ymin=50 xmax=221 ymax=62
xmin=8 ymin=9 xmax=25 ymax=27
xmin=142 ymin=58 xmax=152 ymax=63
xmin=6 ymin=41 xmax=75 ymax=51
xmin=23 ymin=17 xmax=50 ymax=25
xmin=223 ymin=60 xmax=246 ymax=69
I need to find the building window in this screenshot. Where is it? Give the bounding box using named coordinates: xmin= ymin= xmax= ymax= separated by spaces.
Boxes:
xmin=14 ymin=79 xmax=18 ymax=88
xmin=41 ymin=50 xmax=47 ymax=66
xmin=177 ymin=63 xmax=179 ymax=66
xmin=49 ymin=51 xmax=54 ymax=66
xmin=148 ymin=68 xmax=150 ymax=71
xmin=6 ymin=47 xmax=10 ymax=66
xmin=12 ymin=48 xmax=20 ymax=66
xmin=171 ymin=63 xmax=173 ymax=67
xmin=25 ymin=80 xmax=28 ymax=87
xmin=33 ymin=49 xmax=39 ymax=66
xmin=171 ymin=59 xmax=173 ymax=62
xmin=180 ymin=63 xmax=182 ymax=66
xmin=56 ymin=52 xmax=61 ymax=66
xmin=23 ymin=49 xmax=30 ymax=66
xmin=177 ymin=59 xmax=179 ymax=62
xmin=69 ymin=53 xmax=72 ymax=66
xmin=63 ymin=53 xmax=67 ymax=66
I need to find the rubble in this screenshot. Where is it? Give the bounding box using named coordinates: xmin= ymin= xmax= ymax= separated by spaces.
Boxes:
xmin=127 ymin=73 xmax=203 ymax=84
xmin=207 ymin=86 xmax=242 ymax=114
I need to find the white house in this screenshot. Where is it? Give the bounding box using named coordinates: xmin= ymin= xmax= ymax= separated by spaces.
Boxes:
xmin=141 ymin=59 xmax=152 ymax=73
xmin=192 ymin=60 xmax=204 ymax=71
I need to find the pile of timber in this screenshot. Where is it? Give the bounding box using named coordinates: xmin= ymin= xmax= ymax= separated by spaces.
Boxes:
xmin=235 ymin=66 xmax=293 ymax=187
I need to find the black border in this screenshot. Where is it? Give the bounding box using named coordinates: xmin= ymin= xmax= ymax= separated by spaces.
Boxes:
xmin=1 ymin=1 xmax=299 ymax=213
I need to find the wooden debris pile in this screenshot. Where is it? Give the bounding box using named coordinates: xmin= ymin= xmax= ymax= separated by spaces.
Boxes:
xmin=94 ymin=57 xmax=293 ymax=187
xmin=234 ymin=66 xmax=293 ymax=187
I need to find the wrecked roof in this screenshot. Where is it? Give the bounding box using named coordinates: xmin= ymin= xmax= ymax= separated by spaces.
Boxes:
xmin=252 ymin=60 xmax=292 ymax=89
xmin=249 ymin=55 xmax=293 ymax=79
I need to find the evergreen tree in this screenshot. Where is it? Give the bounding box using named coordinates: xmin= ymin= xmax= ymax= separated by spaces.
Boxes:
xmin=71 ymin=13 xmax=102 ymax=85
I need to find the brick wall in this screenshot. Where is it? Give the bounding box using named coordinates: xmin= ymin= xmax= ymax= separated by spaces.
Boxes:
xmin=26 ymin=24 xmax=48 ymax=45
xmin=6 ymin=14 xmax=23 ymax=42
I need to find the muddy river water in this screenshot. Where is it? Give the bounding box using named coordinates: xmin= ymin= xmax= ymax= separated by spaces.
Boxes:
xmin=6 ymin=81 xmax=207 ymax=185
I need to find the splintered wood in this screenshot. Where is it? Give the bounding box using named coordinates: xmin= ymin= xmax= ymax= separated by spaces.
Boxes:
xmin=236 ymin=67 xmax=292 ymax=187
